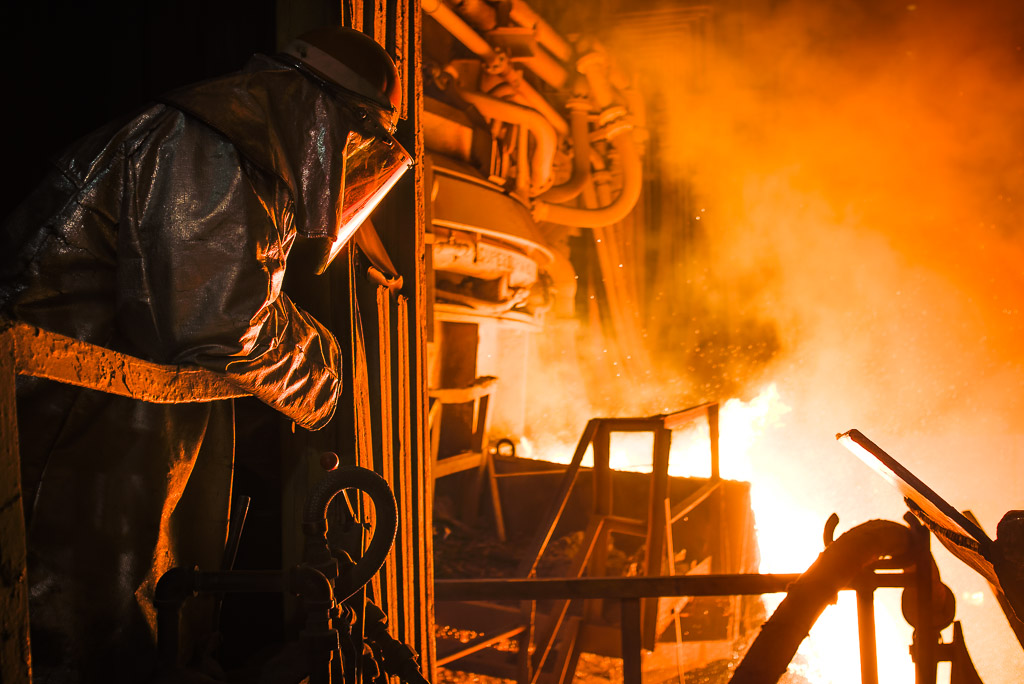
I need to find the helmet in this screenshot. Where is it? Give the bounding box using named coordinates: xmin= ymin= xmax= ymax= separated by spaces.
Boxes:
xmin=283 ymin=26 xmax=402 ymax=130
xmin=281 ymin=27 xmax=411 ymax=274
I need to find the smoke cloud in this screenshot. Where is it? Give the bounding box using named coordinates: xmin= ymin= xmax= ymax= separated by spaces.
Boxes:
xmin=592 ymin=0 xmax=1024 ymax=680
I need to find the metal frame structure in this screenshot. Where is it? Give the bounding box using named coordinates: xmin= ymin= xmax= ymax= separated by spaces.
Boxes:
xmin=435 ymin=403 xmax=765 ymax=683
xmin=435 ymin=515 xmax=984 ymax=684
xmin=429 ymin=376 xmax=506 ymax=539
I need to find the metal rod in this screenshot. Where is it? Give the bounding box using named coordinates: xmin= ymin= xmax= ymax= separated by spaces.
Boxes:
xmin=516 ymin=419 xmax=598 ymax=578
xmin=913 ymin=526 xmax=938 ymax=684
xmin=528 ymin=517 xmax=606 ymax=684
xmin=708 ymin=403 xmax=720 ymax=481
xmin=435 ymin=573 xmax=805 ymax=601
xmin=436 ymin=625 xmax=525 ymax=666
xmin=668 ymin=480 xmax=722 ymax=525
xmin=856 ymin=586 xmax=879 ymax=684
xmin=620 ymin=597 xmax=643 ymax=684
xmin=435 ymin=571 xmax=912 ymax=602
xmin=642 ymin=426 xmax=671 ymax=646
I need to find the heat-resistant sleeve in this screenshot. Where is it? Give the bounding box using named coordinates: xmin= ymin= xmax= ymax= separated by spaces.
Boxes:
xmin=116 ymin=110 xmax=340 ymax=429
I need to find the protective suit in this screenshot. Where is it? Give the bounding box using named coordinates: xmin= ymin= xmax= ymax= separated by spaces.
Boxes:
xmin=0 ymin=34 xmax=408 ymax=684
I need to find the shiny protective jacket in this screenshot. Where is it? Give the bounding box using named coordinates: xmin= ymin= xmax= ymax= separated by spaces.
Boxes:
xmin=0 ymin=54 xmax=355 ymax=682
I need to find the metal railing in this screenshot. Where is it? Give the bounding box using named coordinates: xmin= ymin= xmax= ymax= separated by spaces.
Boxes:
xmin=436 ymin=516 xmax=979 ymax=684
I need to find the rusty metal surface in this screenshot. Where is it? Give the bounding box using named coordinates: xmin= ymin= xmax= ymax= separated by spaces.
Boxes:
xmin=4 ymin=321 xmax=247 ymax=403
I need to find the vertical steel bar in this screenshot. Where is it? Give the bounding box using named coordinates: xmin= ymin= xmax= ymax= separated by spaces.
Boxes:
xmin=621 ymin=597 xmax=643 ymax=684
xmin=913 ymin=526 xmax=937 ymax=684
xmin=518 ymin=600 xmax=536 ymax=684
xmin=664 ymin=497 xmax=685 ymax=684
xmin=395 ymin=295 xmax=417 ymax=647
xmin=587 ymin=421 xmax=612 ymax=619
xmin=593 ymin=422 xmax=612 ymax=516
xmin=707 ymin=403 xmax=720 ymax=481
xmin=516 ymin=420 xmax=599 ymax=578
xmin=529 ymin=517 xmax=606 ymax=684
xmin=0 ymin=330 xmax=31 ymax=684
xmin=485 ymin=449 xmax=507 ymax=541
xmin=856 ymin=585 xmax=879 ymax=684
xmin=376 ymin=286 xmax=398 ymax=632
xmin=642 ymin=426 xmax=671 ymax=648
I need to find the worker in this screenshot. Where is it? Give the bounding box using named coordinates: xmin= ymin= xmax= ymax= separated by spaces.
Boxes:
xmin=0 ymin=26 xmax=410 ymax=683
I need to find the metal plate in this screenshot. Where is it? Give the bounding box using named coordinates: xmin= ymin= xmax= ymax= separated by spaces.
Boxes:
xmin=836 ymin=429 xmax=992 ymax=546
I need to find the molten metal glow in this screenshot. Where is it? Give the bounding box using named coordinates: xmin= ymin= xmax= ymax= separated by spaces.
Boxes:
xmin=520 ymin=385 xmax=923 ymax=681
xmin=669 ymin=385 xmax=915 ymax=684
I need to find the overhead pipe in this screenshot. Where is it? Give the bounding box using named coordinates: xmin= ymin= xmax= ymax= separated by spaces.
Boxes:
xmin=448 ymin=0 xmax=498 ymax=31
xmin=729 ymin=520 xmax=914 ymax=684
xmin=530 ymin=38 xmax=644 ymax=227
xmin=457 ymin=88 xmax=557 ymax=196
xmin=532 ymin=124 xmax=641 ymax=228
xmin=508 ymin=0 xmax=573 ymax=63
xmin=538 ymin=96 xmax=592 ymax=203
xmin=478 ymin=68 xmax=569 ymax=138
xmin=575 ymin=43 xmax=617 ymax=111
xmin=576 ymin=39 xmax=647 ymax=149
xmin=422 ymin=0 xmax=493 ymax=57
xmin=422 ymin=0 xmax=568 ymax=136
xmin=446 ymin=0 xmax=569 ymax=89
xmin=512 ymin=47 xmax=570 ymax=90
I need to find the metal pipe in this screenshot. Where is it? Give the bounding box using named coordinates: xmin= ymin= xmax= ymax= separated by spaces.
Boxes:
xmin=508 ymin=0 xmax=572 ymax=62
xmin=575 ymin=47 xmax=616 ymax=111
xmin=532 ymin=129 xmax=642 ymax=228
xmin=423 ymin=0 xmax=568 ymax=136
xmin=449 ymin=0 xmax=498 ymax=31
xmin=458 ymin=89 xmax=557 ymax=195
xmin=515 ymin=47 xmax=570 ymax=90
xmin=422 ymin=0 xmax=493 ymax=58
xmin=479 ymin=70 xmax=569 ymax=137
xmin=538 ymin=99 xmax=592 ymax=203
xmin=542 ymin=249 xmax=577 ymax=318
xmin=730 ymin=520 xmax=913 ymax=684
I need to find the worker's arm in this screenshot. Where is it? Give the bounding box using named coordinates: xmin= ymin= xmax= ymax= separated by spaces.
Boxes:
xmin=116 ymin=110 xmax=341 ymax=429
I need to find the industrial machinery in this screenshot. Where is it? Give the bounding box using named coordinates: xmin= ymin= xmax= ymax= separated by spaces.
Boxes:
xmin=421 ymin=0 xmax=649 ymax=451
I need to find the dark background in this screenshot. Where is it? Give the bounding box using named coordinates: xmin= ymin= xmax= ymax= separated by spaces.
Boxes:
xmin=0 ymin=0 xmax=343 ymax=665
xmin=1 ymin=0 xmax=277 ymax=213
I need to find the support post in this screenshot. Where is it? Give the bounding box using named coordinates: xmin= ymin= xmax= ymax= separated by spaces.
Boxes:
xmin=856 ymin=584 xmax=878 ymax=684
xmin=621 ymin=597 xmax=643 ymax=684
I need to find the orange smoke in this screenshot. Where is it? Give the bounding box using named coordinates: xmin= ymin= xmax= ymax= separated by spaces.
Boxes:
xmin=594 ymin=1 xmax=1024 ymax=681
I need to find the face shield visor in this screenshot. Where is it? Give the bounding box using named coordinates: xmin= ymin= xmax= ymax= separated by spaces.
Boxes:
xmin=311 ymin=102 xmax=412 ymax=274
